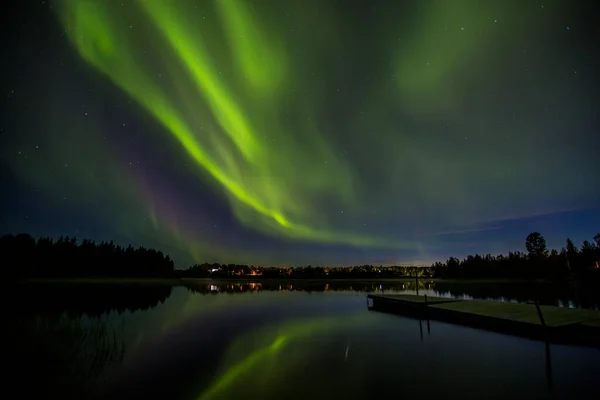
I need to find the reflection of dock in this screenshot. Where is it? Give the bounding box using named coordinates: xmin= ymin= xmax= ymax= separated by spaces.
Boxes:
xmin=367 ymin=294 xmax=600 ymax=348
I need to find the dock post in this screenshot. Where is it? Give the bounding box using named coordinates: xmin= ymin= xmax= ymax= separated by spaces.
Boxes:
xmin=415 ymin=270 xmax=419 ymax=296
xmin=424 ymin=294 xmax=430 ymax=335
xmin=534 ymin=301 xmax=552 ymax=389
xmin=534 ymin=302 xmax=546 ymax=328
xmin=545 ymin=340 xmax=553 ymax=390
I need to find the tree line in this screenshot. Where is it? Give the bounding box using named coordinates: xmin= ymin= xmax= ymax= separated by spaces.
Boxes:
xmin=3 ymin=231 xmax=599 ymax=281
xmin=431 ymin=232 xmax=600 ymax=279
xmin=2 ymin=233 xmax=175 ymax=279
xmin=179 ymin=263 xmax=431 ymax=279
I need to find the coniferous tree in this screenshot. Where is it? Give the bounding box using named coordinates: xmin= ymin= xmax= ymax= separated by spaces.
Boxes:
xmin=525 ymin=232 xmax=548 ymax=259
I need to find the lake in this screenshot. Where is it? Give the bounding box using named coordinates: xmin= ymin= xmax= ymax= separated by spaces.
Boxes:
xmin=8 ymin=280 xmax=600 ymax=399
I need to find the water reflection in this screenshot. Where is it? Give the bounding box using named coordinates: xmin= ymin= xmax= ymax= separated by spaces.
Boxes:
xmin=184 ymin=280 xmax=600 ymax=310
xmin=8 ymin=280 xmax=600 ymax=399
xmin=12 ymin=279 xmax=600 ymax=318
xmin=7 ymin=314 xmax=125 ymax=399
xmin=109 ymin=287 xmax=599 ymax=399
xmin=16 ymin=282 xmax=173 ymax=317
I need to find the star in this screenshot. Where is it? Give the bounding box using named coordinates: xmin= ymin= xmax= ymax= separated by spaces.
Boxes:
xmin=2 ymin=0 xmax=598 ymax=271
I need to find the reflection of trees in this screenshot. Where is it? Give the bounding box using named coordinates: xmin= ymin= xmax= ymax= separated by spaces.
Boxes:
xmin=183 ymin=280 xmax=434 ymax=295
xmin=7 ymin=315 xmax=124 ymax=399
xmin=16 ymin=283 xmax=173 ymax=317
xmin=183 ymin=280 xmax=600 ymax=310
xmin=432 ymin=281 xmax=600 ymax=310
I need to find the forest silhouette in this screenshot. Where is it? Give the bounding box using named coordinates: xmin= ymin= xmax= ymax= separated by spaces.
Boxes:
xmin=2 ymin=233 xmax=174 ymax=279
xmin=431 ymin=232 xmax=600 ymax=279
xmin=2 ymin=232 xmax=599 ymax=281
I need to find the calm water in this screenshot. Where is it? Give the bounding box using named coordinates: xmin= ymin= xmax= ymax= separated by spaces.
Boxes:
xmin=9 ymin=280 xmax=600 ymax=399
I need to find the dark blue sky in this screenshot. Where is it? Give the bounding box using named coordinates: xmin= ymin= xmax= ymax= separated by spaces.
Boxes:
xmin=1 ymin=0 xmax=599 ymax=268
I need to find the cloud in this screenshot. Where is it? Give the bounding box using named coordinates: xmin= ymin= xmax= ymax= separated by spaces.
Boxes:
xmin=436 ymin=225 xmax=503 ymax=236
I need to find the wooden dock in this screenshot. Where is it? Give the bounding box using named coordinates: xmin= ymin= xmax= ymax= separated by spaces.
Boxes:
xmin=367 ymin=294 xmax=600 ymax=348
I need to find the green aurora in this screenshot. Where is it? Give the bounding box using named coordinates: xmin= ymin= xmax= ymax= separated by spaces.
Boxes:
xmin=196 ymin=314 xmax=365 ymax=400
xmin=3 ymin=0 xmax=598 ymax=266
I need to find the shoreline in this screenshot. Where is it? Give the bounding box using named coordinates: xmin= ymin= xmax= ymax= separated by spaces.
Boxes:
xmin=18 ymin=277 xmax=552 ymax=285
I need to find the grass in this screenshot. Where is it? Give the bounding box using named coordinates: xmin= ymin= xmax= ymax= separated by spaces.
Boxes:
xmin=369 ymin=293 xmax=600 ymax=328
xmin=430 ymin=300 xmax=600 ymax=327
xmin=374 ymin=294 xmax=462 ymax=304
xmin=8 ymin=314 xmax=125 ymax=399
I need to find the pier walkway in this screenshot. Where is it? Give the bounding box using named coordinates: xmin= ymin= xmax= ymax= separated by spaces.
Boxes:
xmin=367 ymin=294 xmax=600 ymax=348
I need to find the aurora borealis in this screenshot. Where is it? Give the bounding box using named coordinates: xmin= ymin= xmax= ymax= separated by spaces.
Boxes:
xmin=1 ymin=0 xmax=599 ymax=267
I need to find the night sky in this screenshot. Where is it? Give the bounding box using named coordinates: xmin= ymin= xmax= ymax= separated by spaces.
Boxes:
xmin=1 ymin=0 xmax=599 ymax=268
